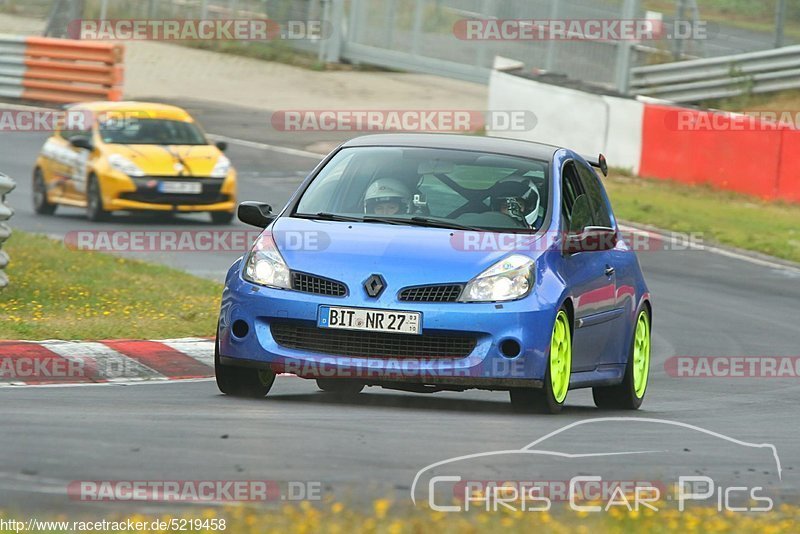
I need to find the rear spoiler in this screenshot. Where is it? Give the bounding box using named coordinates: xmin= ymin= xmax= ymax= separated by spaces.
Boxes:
xmin=583 ymin=153 xmax=608 ymax=177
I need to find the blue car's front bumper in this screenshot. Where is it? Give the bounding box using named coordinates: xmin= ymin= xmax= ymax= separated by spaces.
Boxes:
xmin=219 ymin=261 xmax=559 ymax=389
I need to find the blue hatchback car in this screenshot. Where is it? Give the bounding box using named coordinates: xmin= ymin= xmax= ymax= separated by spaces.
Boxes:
xmin=216 ymin=134 xmax=652 ymax=413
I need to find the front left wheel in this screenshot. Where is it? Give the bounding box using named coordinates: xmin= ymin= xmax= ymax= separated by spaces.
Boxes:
xmin=86 ymin=174 xmax=110 ymax=222
xmin=210 ymin=211 xmax=235 ymax=225
xmin=510 ymin=308 xmax=572 ymax=414
xmin=592 ymin=307 xmax=651 ymax=410
xmin=215 ymin=333 xmax=275 ymax=398
xmin=33 ymin=168 xmax=57 ymax=215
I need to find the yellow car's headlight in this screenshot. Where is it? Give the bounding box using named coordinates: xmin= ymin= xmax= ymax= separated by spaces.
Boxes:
xmin=211 ymin=155 xmax=231 ymax=178
xmin=108 ymin=154 xmax=145 ymax=177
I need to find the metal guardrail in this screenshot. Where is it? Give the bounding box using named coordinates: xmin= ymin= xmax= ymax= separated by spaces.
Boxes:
xmin=0 ymin=173 xmax=15 ymax=289
xmin=630 ymin=44 xmax=800 ymax=103
xmin=0 ymin=34 xmax=124 ymax=104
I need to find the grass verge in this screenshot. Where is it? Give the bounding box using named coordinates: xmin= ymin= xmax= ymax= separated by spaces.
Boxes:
xmin=1 ymin=500 xmax=798 ymax=533
xmin=0 ymin=231 xmax=222 ymax=340
xmin=605 ymin=171 xmax=800 ymax=264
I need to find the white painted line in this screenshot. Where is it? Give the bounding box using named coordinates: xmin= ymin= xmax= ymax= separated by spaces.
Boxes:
xmin=618 ymin=223 xmax=800 ymax=274
xmin=207 ymin=133 xmax=326 ymax=159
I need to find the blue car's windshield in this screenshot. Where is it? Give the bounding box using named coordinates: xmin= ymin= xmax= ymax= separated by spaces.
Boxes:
xmin=294 ymin=147 xmax=549 ymax=231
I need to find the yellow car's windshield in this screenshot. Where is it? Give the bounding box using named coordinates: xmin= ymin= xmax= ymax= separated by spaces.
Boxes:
xmin=99 ymin=118 xmax=207 ymax=145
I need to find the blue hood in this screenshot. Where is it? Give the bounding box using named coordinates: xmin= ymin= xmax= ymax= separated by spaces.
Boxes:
xmin=270 ymin=217 xmax=547 ymax=290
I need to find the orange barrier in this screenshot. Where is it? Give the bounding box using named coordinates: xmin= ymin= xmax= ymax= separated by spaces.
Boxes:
xmin=0 ymin=36 xmax=123 ymax=104
xmin=639 ymin=104 xmax=798 ymax=203
xmin=777 ymin=129 xmax=800 ymax=203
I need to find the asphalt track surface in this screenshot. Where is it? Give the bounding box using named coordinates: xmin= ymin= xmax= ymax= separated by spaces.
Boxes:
xmin=2 ymin=99 xmax=800 ymax=514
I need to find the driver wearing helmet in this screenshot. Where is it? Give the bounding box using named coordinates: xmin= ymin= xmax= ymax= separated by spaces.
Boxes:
xmin=364 ymin=178 xmax=411 ymax=216
xmin=491 ymin=178 xmax=540 ymax=227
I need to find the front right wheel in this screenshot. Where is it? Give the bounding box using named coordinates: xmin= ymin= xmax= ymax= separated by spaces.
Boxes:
xmin=215 ymin=332 xmax=275 ymax=398
xmin=593 ymin=307 xmax=651 ymax=410
xmin=510 ymin=308 xmax=572 ymax=414
xmin=317 ymin=379 xmax=364 ymax=396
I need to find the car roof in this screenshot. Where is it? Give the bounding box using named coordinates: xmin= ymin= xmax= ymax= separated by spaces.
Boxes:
xmin=69 ymin=101 xmax=194 ymax=121
xmin=341 ymin=134 xmax=560 ymax=161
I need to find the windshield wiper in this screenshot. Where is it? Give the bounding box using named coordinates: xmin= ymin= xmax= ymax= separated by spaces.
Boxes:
xmin=364 ymin=216 xmax=483 ymax=231
xmin=294 ymin=213 xmax=483 ymax=231
xmin=293 ymin=212 xmax=365 ymax=223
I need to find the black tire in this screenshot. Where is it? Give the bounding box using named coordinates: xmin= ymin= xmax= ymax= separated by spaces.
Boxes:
xmin=509 ymin=360 xmax=564 ymax=414
xmin=215 ymin=332 xmax=275 ymax=398
xmin=86 ymin=174 xmax=109 ymax=222
xmin=593 ymin=306 xmax=651 ymax=410
xmin=32 ymin=168 xmax=57 ymax=215
xmin=316 ymin=379 xmax=364 ymax=396
xmin=210 ymin=211 xmax=235 ymax=225
xmin=510 ymin=307 xmax=573 ymax=414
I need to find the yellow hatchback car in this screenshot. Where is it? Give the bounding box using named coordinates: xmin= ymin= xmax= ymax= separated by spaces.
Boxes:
xmin=33 ymin=101 xmax=237 ymax=223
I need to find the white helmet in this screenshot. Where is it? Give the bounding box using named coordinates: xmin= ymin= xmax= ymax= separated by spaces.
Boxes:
xmin=364 ymin=178 xmax=411 ymax=214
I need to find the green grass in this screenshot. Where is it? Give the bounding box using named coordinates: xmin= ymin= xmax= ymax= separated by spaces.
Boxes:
xmin=1 ymin=499 xmax=799 ymax=533
xmin=605 ymin=171 xmax=800 ymax=264
xmin=0 ymin=231 xmax=222 ymax=340
xmin=642 ymin=0 xmax=800 ymax=42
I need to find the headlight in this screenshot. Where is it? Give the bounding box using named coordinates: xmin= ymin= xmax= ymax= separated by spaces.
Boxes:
xmin=210 ymin=155 xmax=231 ymax=178
xmin=242 ymin=232 xmax=291 ymax=289
xmin=460 ymin=254 xmax=534 ymax=302
xmin=108 ymin=154 xmax=145 ymax=177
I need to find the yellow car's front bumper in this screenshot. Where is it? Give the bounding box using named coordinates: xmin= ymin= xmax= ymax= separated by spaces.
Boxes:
xmin=99 ymin=169 xmax=237 ymax=213
xmin=106 ymin=198 xmax=236 ymax=213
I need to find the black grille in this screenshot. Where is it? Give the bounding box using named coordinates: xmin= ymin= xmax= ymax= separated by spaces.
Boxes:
xmin=120 ymin=177 xmax=227 ymax=205
xmin=399 ymin=284 xmax=463 ymax=302
xmin=291 ymin=272 xmax=347 ymax=297
xmin=271 ymin=322 xmax=476 ymax=359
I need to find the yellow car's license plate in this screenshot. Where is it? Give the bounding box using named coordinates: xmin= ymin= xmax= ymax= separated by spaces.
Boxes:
xmin=159 ymin=181 xmax=202 ymax=194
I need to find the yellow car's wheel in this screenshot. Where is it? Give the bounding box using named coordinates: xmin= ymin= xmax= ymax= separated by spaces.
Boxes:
xmin=210 ymin=211 xmax=235 ymax=225
xmin=86 ymin=174 xmax=110 ymax=222
xmin=32 ymin=168 xmax=56 ymax=215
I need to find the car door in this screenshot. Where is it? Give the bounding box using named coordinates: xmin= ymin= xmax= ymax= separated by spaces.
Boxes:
xmin=561 ymin=160 xmax=620 ymax=372
xmin=58 ymin=121 xmax=94 ymax=200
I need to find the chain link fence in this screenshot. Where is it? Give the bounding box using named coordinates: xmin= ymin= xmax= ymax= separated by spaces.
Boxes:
xmin=2 ymin=0 xmax=796 ymax=91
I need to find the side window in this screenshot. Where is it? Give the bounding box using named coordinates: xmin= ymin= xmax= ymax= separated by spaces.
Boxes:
xmin=576 ymin=162 xmax=613 ymax=228
xmin=60 ymin=113 xmax=94 ymax=141
xmin=561 ymin=162 xmax=591 ymax=234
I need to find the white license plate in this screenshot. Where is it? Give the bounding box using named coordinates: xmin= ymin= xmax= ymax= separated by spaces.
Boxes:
xmin=318 ymin=306 xmax=421 ymax=335
xmin=159 ymin=181 xmax=202 ymax=194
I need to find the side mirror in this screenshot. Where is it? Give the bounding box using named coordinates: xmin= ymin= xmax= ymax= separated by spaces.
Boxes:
xmin=215 ymin=141 xmax=228 ymax=152
xmin=70 ymin=136 xmax=93 ymax=151
xmin=564 ymin=226 xmax=617 ymax=254
xmin=238 ymin=201 xmax=275 ymax=228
